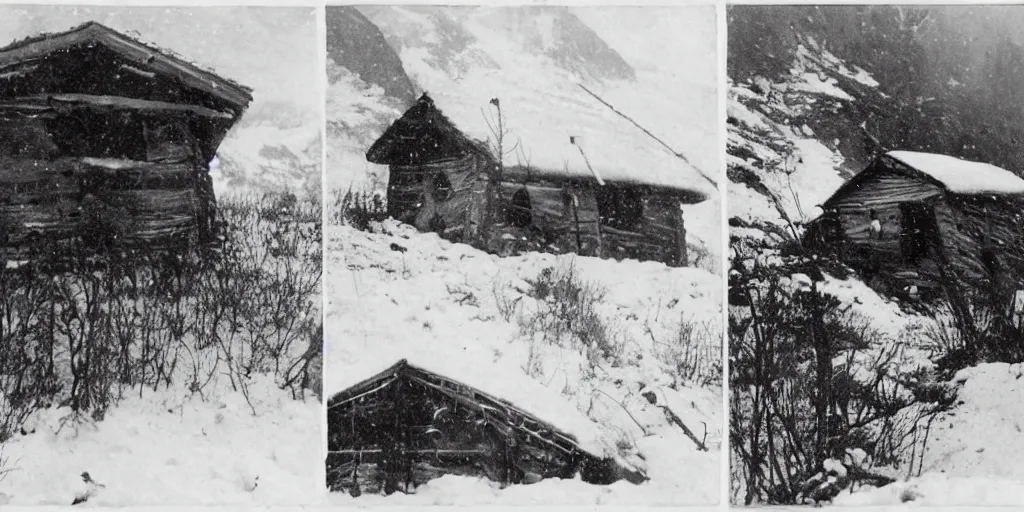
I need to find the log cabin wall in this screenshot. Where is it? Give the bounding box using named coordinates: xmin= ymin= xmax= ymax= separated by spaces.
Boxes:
xmin=640 ymin=192 xmax=687 ymax=266
xmin=386 ymin=152 xmax=488 ymax=241
xmin=490 ymin=180 xmax=689 ymax=266
xmin=0 ymin=108 xmax=209 ymax=258
xmin=946 ymin=195 xmax=1024 ymax=284
xmin=595 ymin=185 xmax=685 ymax=266
xmin=826 ymin=169 xmax=945 ymax=275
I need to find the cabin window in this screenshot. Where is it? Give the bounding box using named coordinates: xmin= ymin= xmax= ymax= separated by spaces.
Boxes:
xmin=506 ymin=188 xmax=532 ymax=228
xmin=899 ymin=202 xmax=940 ymax=264
xmin=144 ymin=121 xmax=192 ymax=162
xmin=596 ymin=186 xmax=643 ymax=232
xmin=431 ymin=172 xmax=453 ymax=202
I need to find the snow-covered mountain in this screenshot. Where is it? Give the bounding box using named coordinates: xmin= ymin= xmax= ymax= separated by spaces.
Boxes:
xmin=728 ymin=6 xmax=1024 ymax=505
xmin=0 ymin=6 xmax=323 ymax=197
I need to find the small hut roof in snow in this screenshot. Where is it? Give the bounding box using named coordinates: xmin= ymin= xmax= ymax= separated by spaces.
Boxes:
xmin=328 ymin=358 xmax=604 ymax=459
xmin=824 ymin=151 xmax=1024 ymax=208
xmin=369 ymin=90 xmax=714 ymax=203
xmin=886 ymin=151 xmax=1024 ymax=195
xmin=326 ymin=358 xmax=644 ymax=492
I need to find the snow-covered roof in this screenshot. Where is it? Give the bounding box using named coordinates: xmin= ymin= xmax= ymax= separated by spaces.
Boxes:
xmin=419 ymin=84 xmax=716 ymax=202
xmin=887 ymin=151 xmax=1024 ymax=195
xmin=331 ymin=353 xmax=611 ymax=458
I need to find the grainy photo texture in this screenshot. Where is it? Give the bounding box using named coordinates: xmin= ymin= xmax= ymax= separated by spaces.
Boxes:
xmin=0 ymin=6 xmax=323 ymax=506
xmin=325 ymin=5 xmax=723 ymax=505
xmin=729 ymin=4 xmax=1024 ymax=506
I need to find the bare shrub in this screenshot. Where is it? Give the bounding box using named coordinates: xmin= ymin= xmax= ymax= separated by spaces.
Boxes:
xmin=650 ymin=316 xmax=721 ymax=388
xmin=729 ymin=254 xmax=950 ymax=505
xmin=514 ymin=264 xmax=625 ymax=367
xmin=0 ymin=190 xmax=323 ymax=437
xmin=333 ymin=186 xmax=387 ymax=229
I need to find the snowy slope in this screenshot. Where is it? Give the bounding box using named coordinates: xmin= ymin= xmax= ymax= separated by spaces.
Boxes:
xmin=330 ymin=5 xmax=722 ymax=261
xmin=729 ymin=32 xmax=1024 ymax=506
xmin=325 ymin=59 xmax=405 ymax=196
xmin=326 ymin=221 xmax=722 ymax=504
xmin=325 ymin=8 xmax=723 ymax=503
xmin=835 ymin=362 xmax=1024 ymax=505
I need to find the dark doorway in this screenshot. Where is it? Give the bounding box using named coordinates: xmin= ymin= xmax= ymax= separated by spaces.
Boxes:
xmin=507 ymin=188 xmax=532 ymax=228
xmin=596 ymin=186 xmax=643 ymax=231
xmin=900 ymin=202 xmax=940 ymax=264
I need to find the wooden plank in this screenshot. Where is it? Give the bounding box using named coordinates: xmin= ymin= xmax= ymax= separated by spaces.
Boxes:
xmin=1 ymin=94 xmax=233 ymax=119
xmin=0 ymin=157 xmax=196 ymax=190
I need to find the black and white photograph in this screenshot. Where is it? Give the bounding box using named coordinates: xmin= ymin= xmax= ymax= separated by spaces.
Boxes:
xmin=0 ymin=6 xmax=323 ymax=506
xmin=325 ymin=4 xmax=724 ymax=505
xmin=729 ymin=4 xmax=1024 ymax=506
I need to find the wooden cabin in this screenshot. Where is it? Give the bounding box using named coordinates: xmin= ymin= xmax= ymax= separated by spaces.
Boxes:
xmin=0 ymin=22 xmax=253 ymax=259
xmin=366 ymin=93 xmax=709 ymax=267
xmin=805 ymin=150 xmax=1024 ymax=294
xmin=326 ymin=359 xmax=644 ymax=496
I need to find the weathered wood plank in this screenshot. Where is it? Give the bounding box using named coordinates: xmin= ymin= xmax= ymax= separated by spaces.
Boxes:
xmin=0 ymin=94 xmax=233 ymax=119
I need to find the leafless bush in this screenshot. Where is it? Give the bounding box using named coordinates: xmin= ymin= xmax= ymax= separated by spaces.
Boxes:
xmin=729 ymin=254 xmax=949 ymax=505
xmin=0 ymin=191 xmax=323 ymax=437
xmin=649 ymin=316 xmax=721 ymax=388
xmin=333 ymin=186 xmax=387 ymax=229
xmin=514 ymin=264 xmax=625 ymax=368
xmin=926 ymin=269 xmax=1024 ymax=378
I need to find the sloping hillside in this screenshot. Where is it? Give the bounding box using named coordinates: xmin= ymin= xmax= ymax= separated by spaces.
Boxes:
xmin=728 ymin=5 xmax=1024 ymax=506
xmin=326 ymin=221 xmax=722 ymax=504
xmin=326 ymin=6 xmax=723 ymax=503
xmin=328 ymin=5 xmax=721 ymax=259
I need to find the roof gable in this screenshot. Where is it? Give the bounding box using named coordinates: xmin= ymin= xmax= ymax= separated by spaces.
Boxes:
xmin=0 ymin=21 xmax=253 ymax=115
xmin=366 ymin=93 xmax=492 ymax=165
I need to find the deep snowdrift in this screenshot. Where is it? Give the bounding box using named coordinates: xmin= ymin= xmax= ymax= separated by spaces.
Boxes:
xmin=326 ymin=221 xmax=722 ymax=504
xmin=835 ymin=363 xmax=1024 ymax=505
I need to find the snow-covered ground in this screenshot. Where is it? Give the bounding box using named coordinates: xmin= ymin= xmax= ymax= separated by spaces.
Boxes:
xmin=326 ymin=8 xmax=723 ymax=503
xmin=326 ymin=221 xmax=722 ymax=505
xmin=835 ymin=362 xmax=1024 ymax=505
xmin=0 ymin=377 xmax=321 ymax=507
